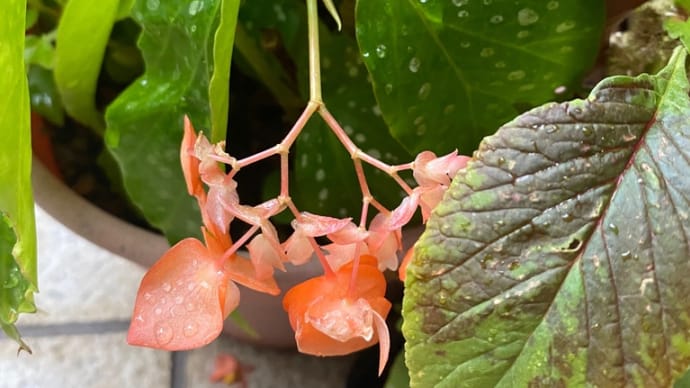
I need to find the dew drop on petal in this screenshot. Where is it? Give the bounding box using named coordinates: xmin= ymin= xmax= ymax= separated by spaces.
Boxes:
xmin=547 ymin=1 xmax=559 ymax=10
xmin=457 ymin=10 xmax=469 ymax=18
xmin=162 ymin=282 xmax=172 ymax=292
xmin=154 ymin=323 xmax=173 ymax=345
xmin=183 ymin=320 xmax=198 ymax=337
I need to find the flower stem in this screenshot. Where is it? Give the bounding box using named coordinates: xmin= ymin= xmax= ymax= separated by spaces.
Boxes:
xmin=306 ymin=0 xmax=322 ymax=103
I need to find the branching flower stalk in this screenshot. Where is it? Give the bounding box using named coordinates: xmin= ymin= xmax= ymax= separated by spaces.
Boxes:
xmin=127 ymin=0 xmax=469 ymax=376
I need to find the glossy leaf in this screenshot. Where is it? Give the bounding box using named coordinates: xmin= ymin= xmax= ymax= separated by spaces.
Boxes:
xmin=209 ymin=0 xmax=240 ymax=143
xmin=54 ymin=0 xmax=119 ymax=132
xmin=27 ymin=65 xmax=65 ymax=126
xmin=356 ymin=0 xmax=605 ymax=154
xmin=0 ymin=0 xmax=37 ymax=351
xmin=105 ymin=0 xmax=236 ymax=243
xmin=404 ymin=47 xmax=690 ymax=387
xmin=24 ymin=34 xmax=54 ymax=69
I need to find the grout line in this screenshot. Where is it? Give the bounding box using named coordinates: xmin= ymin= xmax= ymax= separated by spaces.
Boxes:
xmin=8 ymin=320 xmax=131 ymax=338
xmin=171 ymin=351 xmax=188 ymax=388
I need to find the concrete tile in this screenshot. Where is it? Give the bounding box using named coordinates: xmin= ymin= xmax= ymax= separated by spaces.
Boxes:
xmin=17 ymin=207 xmax=146 ymax=325
xmin=0 ymin=333 xmax=170 ymax=388
xmin=185 ymin=336 xmax=353 ymax=388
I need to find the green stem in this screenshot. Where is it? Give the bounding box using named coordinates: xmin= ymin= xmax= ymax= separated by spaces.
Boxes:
xmin=306 ymin=0 xmax=322 ymax=103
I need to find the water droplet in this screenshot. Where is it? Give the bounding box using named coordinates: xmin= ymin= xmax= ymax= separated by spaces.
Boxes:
xmin=507 ymin=70 xmax=526 ymax=80
xmin=154 ymin=307 xmax=163 ymax=315
xmin=556 ymin=21 xmax=575 ymax=33
xmin=460 ymin=41 xmax=471 ymax=48
xmin=188 ymin=0 xmax=202 ymax=15
xmin=453 ymin=0 xmax=468 ymax=5
xmin=480 ymin=47 xmax=495 ymax=57
xmin=490 ymin=15 xmax=504 ymax=24
xmin=443 ymin=104 xmax=456 ymax=114
xmin=519 ymin=83 xmax=535 ymax=91
xmin=183 ymin=321 xmax=198 ymax=337
xmin=384 ymin=83 xmax=393 ymax=94
xmin=418 ymin=82 xmax=431 ymax=99
xmin=376 ymin=44 xmax=387 ymax=58
xmin=494 ymin=61 xmax=506 ymax=68
xmin=408 ymin=57 xmax=420 ymax=72
xmin=621 ymin=251 xmax=632 ymax=260
xmin=517 ymin=30 xmax=530 ymax=39
xmin=457 ymin=10 xmax=469 ymax=18
xmin=146 ymin=0 xmax=160 ymax=11
xmin=162 ymin=282 xmax=172 ymax=292
xmin=581 ymin=126 xmax=592 ymax=136
xmin=517 ymin=8 xmax=539 ymax=26
xmin=561 ymin=213 xmax=573 ymax=222
xmin=607 ymin=223 xmax=619 ymax=235
xmin=413 ymin=116 xmax=424 ymax=126
xmin=509 ymin=261 xmax=520 ymax=270
xmin=483 ymin=0 xmax=492 ymax=5
xmin=185 ymin=303 xmax=196 ymax=312
xmin=547 ymin=1 xmax=559 ymax=10
xmin=416 ymin=124 xmax=427 ymax=135
xmin=545 ymin=124 xmax=557 ymax=133
xmin=154 ymin=323 xmax=173 ymax=345
xmin=554 ymin=85 xmax=567 ymax=94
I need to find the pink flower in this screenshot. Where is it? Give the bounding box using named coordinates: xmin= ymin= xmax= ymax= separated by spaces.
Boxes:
xmin=283 ymin=213 xmax=352 ymax=265
xmin=283 ymin=255 xmax=391 ymax=375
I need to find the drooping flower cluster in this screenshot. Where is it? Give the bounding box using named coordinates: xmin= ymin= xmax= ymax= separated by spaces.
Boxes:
xmin=127 ymin=115 xmax=469 ymax=373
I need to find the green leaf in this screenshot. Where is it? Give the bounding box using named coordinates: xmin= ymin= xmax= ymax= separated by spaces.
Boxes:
xmin=28 ymin=65 xmax=65 ymax=126
xmin=356 ymin=0 xmax=605 ymax=154
xmin=0 ymin=0 xmax=38 ymax=351
xmin=404 ymin=47 xmax=690 ymax=387
xmin=384 ymin=350 xmax=410 ymax=388
xmin=105 ymin=0 xmax=239 ymax=243
xmin=24 ymin=34 xmax=54 ymax=68
xmin=665 ymin=18 xmax=690 ymax=52
xmin=54 ymin=0 xmax=120 ymax=132
xmin=209 ymin=0 xmax=240 ymax=143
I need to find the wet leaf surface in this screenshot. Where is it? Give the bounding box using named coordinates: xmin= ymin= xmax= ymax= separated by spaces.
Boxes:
xmin=404 ymin=47 xmax=690 ymax=387
xmin=356 ymin=0 xmax=605 ymax=154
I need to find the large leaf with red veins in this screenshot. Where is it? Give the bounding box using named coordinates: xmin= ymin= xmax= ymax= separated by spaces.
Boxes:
xmin=403 ymin=47 xmax=690 ymax=387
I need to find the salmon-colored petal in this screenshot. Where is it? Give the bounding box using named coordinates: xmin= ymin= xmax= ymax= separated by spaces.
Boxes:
xmin=282 ymin=256 xmax=391 ymax=361
xmin=292 ymin=212 xmax=352 ymax=237
xmin=283 ymin=231 xmax=313 ymax=265
xmin=128 ymin=238 xmax=229 ymax=350
xmin=181 ymin=116 xmax=203 ymax=197
xmin=247 ymin=233 xmax=285 ymax=280
xmin=398 ymin=246 xmax=415 ymax=282
xmin=224 ymin=254 xmax=281 ymax=296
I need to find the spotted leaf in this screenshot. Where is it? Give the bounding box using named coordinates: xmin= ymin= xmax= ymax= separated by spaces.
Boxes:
xmin=404 ymin=47 xmax=690 ymax=387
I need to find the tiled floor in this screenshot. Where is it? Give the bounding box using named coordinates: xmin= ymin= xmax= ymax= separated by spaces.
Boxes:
xmin=0 ymin=206 xmax=351 ymax=388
